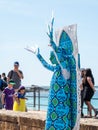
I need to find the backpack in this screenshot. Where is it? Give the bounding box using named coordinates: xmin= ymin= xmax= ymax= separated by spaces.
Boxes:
xmin=0 ymin=79 xmax=8 ymax=91
xmin=10 ymin=70 xmax=14 ymax=79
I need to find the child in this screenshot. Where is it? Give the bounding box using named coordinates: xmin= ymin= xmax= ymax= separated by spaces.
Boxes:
xmin=1 ymin=79 xmax=15 ymax=110
xmin=13 ymin=86 xmax=27 ymax=112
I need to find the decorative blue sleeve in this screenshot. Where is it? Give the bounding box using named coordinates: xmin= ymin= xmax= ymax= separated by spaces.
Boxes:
xmin=37 ymin=53 xmax=55 ymax=72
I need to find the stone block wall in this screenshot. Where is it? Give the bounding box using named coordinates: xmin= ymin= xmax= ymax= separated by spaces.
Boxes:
xmin=80 ymin=118 xmax=98 ymax=130
xmin=0 ymin=110 xmax=46 ymax=130
xmin=0 ymin=110 xmax=98 ymax=130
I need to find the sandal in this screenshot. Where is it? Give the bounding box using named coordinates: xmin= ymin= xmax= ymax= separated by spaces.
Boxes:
xmin=95 ymin=110 xmax=98 ymax=117
xmin=84 ymin=115 xmax=92 ymax=118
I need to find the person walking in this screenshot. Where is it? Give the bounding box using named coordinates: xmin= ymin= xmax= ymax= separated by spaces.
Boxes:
xmin=7 ymin=61 xmax=24 ymax=91
xmin=80 ymin=68 xmax=86 ymax=117
xmin=84 ymin=68 xmax=98 ymax=117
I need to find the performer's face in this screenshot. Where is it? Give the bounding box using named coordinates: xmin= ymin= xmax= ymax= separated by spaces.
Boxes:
xmin=49 ymin=51 xmax=58 ymax=64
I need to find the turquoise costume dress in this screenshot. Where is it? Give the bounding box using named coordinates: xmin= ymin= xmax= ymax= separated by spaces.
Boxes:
xmin=37 ymin=30 xmax=77 ymax=130
xmin=25 ymin=18 xmax=80 ymax=130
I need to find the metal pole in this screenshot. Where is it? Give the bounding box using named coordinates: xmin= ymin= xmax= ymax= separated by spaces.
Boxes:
xmin=38 ymin=88 xmax=40 ymax=111
xmin=33 ymin=87 xmax=36 ymax=108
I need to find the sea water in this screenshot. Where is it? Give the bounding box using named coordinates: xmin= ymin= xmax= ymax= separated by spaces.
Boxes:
xmin=26 ymin=90 xmax=48 ymax=111
xmin=26 ymin=87 xmax=98 ymax=114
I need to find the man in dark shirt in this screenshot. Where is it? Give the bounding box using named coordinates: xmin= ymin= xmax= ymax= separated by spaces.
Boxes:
xmin=7 ymin=61 xmax=24 ymax=91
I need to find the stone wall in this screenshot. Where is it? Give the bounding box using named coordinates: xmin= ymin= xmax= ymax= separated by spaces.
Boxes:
xmin=0 ymin=110 xmax=98 ymax=130
xmin=80 ymin=118 xmax=98 ymax=130
xmin=0 ymin=110 xmax=46 ymax=130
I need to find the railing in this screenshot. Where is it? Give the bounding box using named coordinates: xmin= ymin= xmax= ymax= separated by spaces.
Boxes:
xmin=26 ymin=85 xmax=49 ymax=111
xmin=26 ymin=85 xmax=98 ymax=112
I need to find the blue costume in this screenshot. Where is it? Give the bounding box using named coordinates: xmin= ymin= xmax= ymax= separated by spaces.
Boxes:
xmin=26 ymin=18 xmax=80 ymax=130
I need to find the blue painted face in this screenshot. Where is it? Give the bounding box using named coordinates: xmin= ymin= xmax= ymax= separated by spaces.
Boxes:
xmin=50 ymin=31 xmax=73 ymax=66
xmin=49 ymin=51 xmax=58 ymax=65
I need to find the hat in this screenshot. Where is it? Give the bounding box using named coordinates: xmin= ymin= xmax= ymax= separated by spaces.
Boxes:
xmin=18 ymin=86 xmax=25 ymax=92
xmin=14 ymin=61 xmax=19 ymax=66
xmin=8 ymin=79 xmax=16 ymax=85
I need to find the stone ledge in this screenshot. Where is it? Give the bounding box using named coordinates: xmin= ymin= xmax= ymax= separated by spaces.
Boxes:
xmin=0 ymin=110 xmax=46 ymax=130
xmin=80 ymin=118 xmax=98 ymax=130
xmin=0 ymin=110 xmax=98 ymax=130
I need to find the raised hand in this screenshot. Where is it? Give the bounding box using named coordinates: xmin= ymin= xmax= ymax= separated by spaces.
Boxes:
xmin=47 ymin=15 xmax=57 ymax=52
xmin=25 ymin=45 xmax=39 ymax=55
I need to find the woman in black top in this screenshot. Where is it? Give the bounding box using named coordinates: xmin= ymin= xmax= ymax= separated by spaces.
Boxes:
xmin=84 ymin=68 xmax=98 ymax=117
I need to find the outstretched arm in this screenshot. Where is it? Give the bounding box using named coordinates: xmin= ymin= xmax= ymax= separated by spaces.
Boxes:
xmin=25 ymin=46 xmax=55 ymax=72
xmin=37 ymin=53 xmax=55 ymax=71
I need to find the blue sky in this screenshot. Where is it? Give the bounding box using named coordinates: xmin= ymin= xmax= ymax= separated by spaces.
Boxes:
xmin=0 ymin=0 xmax=98 ymax=86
